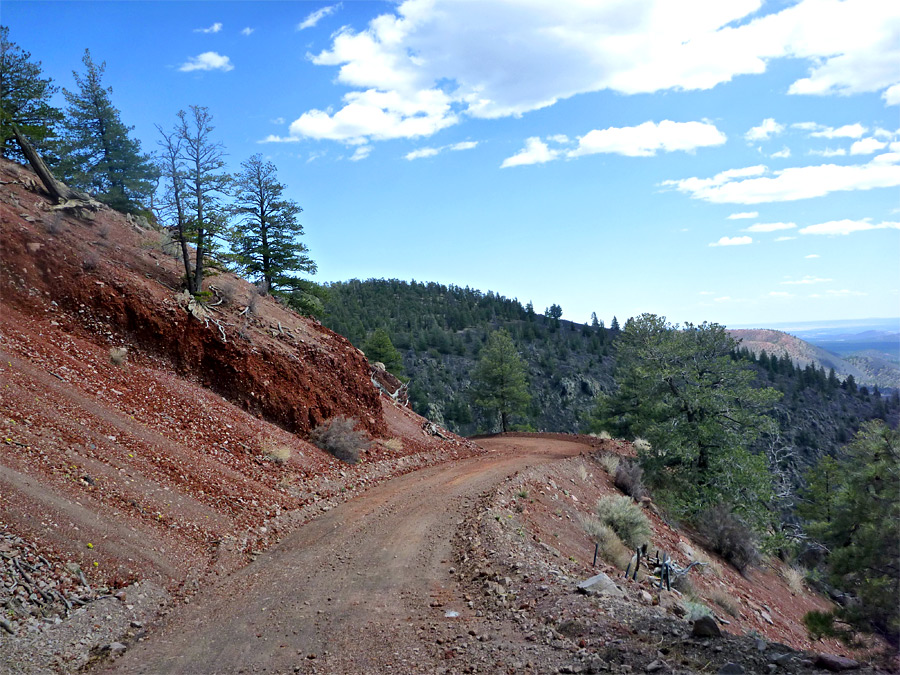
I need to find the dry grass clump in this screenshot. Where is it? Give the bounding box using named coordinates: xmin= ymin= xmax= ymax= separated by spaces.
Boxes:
xmin=710 ymin=590 xmax=740 ymax=617
xmin=380 ymin=437 xmax=404 ymax=452
xmin=599 ymin=453 xmax=620 ymax=476
xmin=82 ymin=251 xmax=100 ymax=271
xmin=310 ymin=416 xmax=370 ymax=464
xmin=783 ymin=565 xmax=805 ymax=594
xmin=697 ymin=505 xmax=759 ymax=575
xmin=263 ymin=444 xmax=291 ymax=465
xmin=577 ymin=464 xmax=589 ymax=483
xmin=632 ymin=437 xmax=652 ymax=453
xmin=109 ymin=347 xmax=128 ymax=367
xmin=590 ymin=430 xmax=612 ymax=440
xmin=614 ymin=459 xmax=647 ymax=500
xmin=579 ymin=514 xmax=633 ymax=569
xmin=594 ymin=495 xmax=652 ymax=549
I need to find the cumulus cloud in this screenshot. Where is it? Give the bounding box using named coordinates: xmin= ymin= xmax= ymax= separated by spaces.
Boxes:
xmin=179 ymin=52 xmax=234 ymax=72
xmin=286 ymin=88 xmax=457 ymax=144
xmin=885 ymin=84 xmax=900 ymax=106
xmin=709 ymin=235 xmax=753 ymax=247
xmin=781 ymin=275 xmax=832 ymax=285
xmin=771 ymin=147 xmax=791 ymax=158
xmin=744 ymin=222 xmax=796 ymax=232
xmin=727 ymin=211 xmax=758 ymax=220
xmin=194 ymin=22 xmax=222 ymax=34
xmin=746 ymin=118 xmax=784 ymax=141
xmin=274 ymin=0 xmax=900 ymax=145
xmin=799 ymin=219 xmax=900 ymax=235
xmin=450 ymin=141 xmax=478 ymax=151
xmin=500 ymin=137 xmax=559 ymax=168
xmin=568 ymin=120 xmax=726 ymax=158
xmin=850 ymin=138 xmax=887 ymax=155
xmin=241 ymin=27 xmax=254 ymax=36
xmin=662 ymin=155 xmax=900 ymax=204
xmin=298 ymin=4 xmax=341 ymax=30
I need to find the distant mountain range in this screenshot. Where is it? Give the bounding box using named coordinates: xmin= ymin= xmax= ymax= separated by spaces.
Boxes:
xmin=729 ymin=321 xmax=899 ymax=390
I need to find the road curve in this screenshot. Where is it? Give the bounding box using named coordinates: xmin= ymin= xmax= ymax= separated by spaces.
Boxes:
xmin=104 ymin=436 xmax=584 ymax=674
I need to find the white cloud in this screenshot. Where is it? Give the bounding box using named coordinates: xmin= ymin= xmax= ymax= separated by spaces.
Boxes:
xmin=744 ymin=221 xmax=796 ymax=232
xmin=568 ymin=120 xmax=726 ymax=158
xmin=277 ymin=0 xmax=900 ymax=146
xmin=799 ymin=219 xmax=900 ymax=235
xmin=286 ymin=88 xmax=457 ymax=144
xmin=781 ymin=275 xmax=832 ymax=285
xmin=271 ymin=117 xmax=285 ymax=125
xmin=405 ymin=147 xmax=439 ymax=160
xmin=349 ymin=145 xmax=372 ymax=161
xmin=727 ymin=211 xmax=758 ymax=220
xmin=194 ymin=22 xmax=222 ymax=34
xmin=548 ymin=135 xmax=570 ymax=144
xmin=501 ymin=137 xmax=559 ymax=168
xmin=746 ymin=118 xmax=784 ymax=142
xmin=241 ymin=27 xmax=254 ymax=36
xmin=885 ymin=84 xmax=900 ymax=106
xmin=709 ymin=235 xmax=753 ymax=247
xmin=805 ymin=254 xmax=820 ymax=258
xmin=771 ymin=147 xmax=791 ymax=158
xmin=824 ymin=289 xmax=866 ymax=297
xmin=405 ymin=140 xmax=478 ymax=160
xmin=662 ymin=155 xmax=900 ymax=204
xmin=178 ymin=52 xmax=234 ymax=72
xmin=298 ymin=4 xmax=341 ymax=31
xmin=849 ymin=137 xmax=887 ymax=155
xmin=809 ymin=148 xmax=846 ymax=157
xmin=807 ymin=123 xmax=867 ymax=139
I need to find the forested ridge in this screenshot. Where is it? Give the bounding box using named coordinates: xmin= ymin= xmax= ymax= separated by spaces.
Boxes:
xmin=323 ymin=278 xmax=899 ymax=466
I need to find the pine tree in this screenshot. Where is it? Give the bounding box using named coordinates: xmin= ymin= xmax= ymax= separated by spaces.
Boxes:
xmin=802 ymin=421 xmax=900 ymax=647
xmin=227 ymin=154 xmax=316 ymax=294
xmin=59 ymin=49 xmax=156 ymax=212
xmin=472 ymin=329 xmax=530 ymax=432
xmin=593 ymin=314 xmax=780 ymax=528
xmin=155 ymin=106 xmax=231 ymax=294
xmin=0 ymin=26 xmax=63 ymax=162
xmin=363 ymin=328 xmax=404 ymax=374
xmin=610 ymin=316 xmax=620 ymax=331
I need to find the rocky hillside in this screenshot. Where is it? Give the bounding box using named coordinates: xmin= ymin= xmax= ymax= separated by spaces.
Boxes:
xmin=730 ymin=328 xmax=898 ymax=390
xmin=0 ymin=157 xmax=479 ymax=669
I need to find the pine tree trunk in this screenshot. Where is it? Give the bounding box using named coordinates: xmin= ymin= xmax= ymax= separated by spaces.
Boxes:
xmin=12 ymin=123 xmax=92 ymax=204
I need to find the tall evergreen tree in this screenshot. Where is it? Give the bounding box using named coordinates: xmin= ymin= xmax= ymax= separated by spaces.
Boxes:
xmin=227 ymin=154 xmax=316 ymax=294
xmin=155 ymin=106 xmax=229 ymax=294
xmin=472 ymin=329 xmax=530 ymax=432
xmin=802 ymin=421 xmax=900 ymax=646
xmin=363 ymin=328 xmax=404 ymax=375
xmin=0 ymin=26 xmax=63 ymax=162
xmin=593 ymin=314 xmax=780 ymax=527
xmin=58 ymin=50 xmax=156 ymax=212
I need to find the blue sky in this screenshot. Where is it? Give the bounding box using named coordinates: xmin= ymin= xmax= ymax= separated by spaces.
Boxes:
xmin=5 ymin=0 xmax=900 ymax=327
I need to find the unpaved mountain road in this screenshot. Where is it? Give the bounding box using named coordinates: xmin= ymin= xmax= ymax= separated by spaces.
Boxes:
xmin=103 ymin=436 xmax=585 ymax=674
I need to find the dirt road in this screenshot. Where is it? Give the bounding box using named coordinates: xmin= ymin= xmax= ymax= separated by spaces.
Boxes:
xmin=104 ymin=436 xmax=584 ymax=674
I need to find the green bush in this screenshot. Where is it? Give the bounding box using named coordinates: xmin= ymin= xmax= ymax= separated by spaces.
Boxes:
xmin=594 ymin=495 xmax=652 ymax=549
xmin=309 ymin=416 xmax=370 ymax=464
